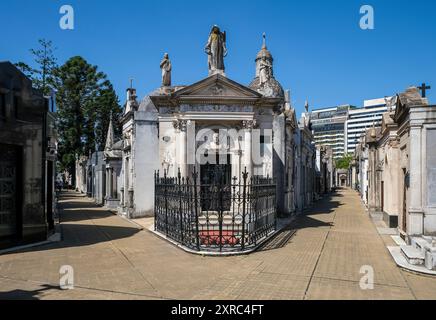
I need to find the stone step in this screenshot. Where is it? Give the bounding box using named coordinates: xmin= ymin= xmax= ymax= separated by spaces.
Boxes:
xmin=410 ymin=236 xmax=436 ymax=254
xmin=391 ymin=235 xmax=407 ymax=246
xmin=411 ymin=237 xmax=428 ymax=251
xmin=401 ymin=245 xmax=425 ymax=265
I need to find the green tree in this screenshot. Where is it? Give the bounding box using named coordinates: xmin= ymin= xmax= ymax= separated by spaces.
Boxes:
xmin=54 ymin=56 xmax=121 ymax=183
xmin=15 ymin=39 xmax=58 ymax=96
xmin=335 ymin=154 xmax=353 ymax=169
xmin=93 ymin=81 xmax=123 ymax=150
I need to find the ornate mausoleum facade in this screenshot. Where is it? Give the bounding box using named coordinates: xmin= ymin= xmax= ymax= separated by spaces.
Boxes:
xmin=77 ymin=27 xmax=317 ymax=251
xmin=115 ymin=28 xmax=315 ymax=219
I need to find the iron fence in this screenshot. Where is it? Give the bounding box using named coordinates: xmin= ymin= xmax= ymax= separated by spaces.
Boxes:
xmin=154 ymin=167 xmax=277 ymax=252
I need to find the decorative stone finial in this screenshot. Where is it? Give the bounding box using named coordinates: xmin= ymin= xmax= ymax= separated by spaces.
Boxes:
xmin=104 ymin=115 xmax=114 ymax=151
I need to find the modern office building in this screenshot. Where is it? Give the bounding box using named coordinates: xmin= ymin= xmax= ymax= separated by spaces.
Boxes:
xmin=345 ymin=98 xmax=391 ymax=154
xmin=310 ymin=105 xmax=354 ymax=159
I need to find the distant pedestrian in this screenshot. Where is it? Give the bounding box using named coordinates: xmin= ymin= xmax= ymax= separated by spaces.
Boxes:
xmin=56 ymin=181 xmax=63 ymax=193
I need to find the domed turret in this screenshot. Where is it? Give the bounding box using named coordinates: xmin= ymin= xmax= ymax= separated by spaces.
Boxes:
xmin=255 ymin=34 xmax=273 ymax=75
xmin=249 ymin=33 xmax=284 ymax=98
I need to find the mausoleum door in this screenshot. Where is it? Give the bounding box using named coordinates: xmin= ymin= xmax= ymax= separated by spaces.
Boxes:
xmin=200 ymin=154 xmax=231 ymax=184
xmin=200 ymin=153 xmax=231 ymax=212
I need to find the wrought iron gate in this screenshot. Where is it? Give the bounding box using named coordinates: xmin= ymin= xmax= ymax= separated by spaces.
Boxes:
xmin=154 ymin=167 xmax=277 ymax=253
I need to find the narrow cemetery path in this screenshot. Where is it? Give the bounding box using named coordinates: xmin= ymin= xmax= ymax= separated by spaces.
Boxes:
xmin=0 ymin=190 xmax=436 ymax=299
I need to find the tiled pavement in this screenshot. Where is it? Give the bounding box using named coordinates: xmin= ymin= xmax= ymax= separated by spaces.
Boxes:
xmin=0 ymin=189 xmax=436 ymax=300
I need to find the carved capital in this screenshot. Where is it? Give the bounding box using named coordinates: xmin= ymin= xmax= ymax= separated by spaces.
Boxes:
xmin=242 ymin=120 xmax=257 ymax=130
xmin=173 ymin=119 xmax=189 ymax=132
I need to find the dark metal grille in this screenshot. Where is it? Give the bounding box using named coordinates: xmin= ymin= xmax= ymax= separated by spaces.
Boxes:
xmin=154 ymin=167 xmax=277 ymax=253
xmin=0 ymin=144 xmax=18 ymax=239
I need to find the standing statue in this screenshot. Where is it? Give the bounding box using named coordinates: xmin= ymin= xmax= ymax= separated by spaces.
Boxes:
xmin=160 ymin=53 xmax=172 ymax=87
xmin=259 ymin=55 xmax=272 ymax=85
xmin=205 ymin=25 xmax=227 ymax=75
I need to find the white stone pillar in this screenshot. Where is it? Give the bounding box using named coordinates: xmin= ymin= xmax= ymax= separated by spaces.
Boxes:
xmin=109 ymin=167 xmax=114 ymax=199
xmin=113 ymin=167 xmax=118 ymax=200
xmin=176 ymin=120 xmax=188 ymax=178
xmin=242 ymin=120 xmax=255 ymax=177
xmin=408 ymin=125 xmax=424 ymax=235
xmin=245 ymin=129 xmax=252 ymax=177
xmin=104 ymin=166 xmax=109 ymax=200
xmin=186 ymin=120 xmax=196 ymax=177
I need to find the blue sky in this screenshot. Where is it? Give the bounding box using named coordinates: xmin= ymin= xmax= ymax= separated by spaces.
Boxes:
xmin=1 ymin=0 xmax=435 ymax=116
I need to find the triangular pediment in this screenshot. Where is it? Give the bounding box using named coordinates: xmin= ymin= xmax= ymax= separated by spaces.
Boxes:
xmin=173 ymin=74 xmax=262 ymax=99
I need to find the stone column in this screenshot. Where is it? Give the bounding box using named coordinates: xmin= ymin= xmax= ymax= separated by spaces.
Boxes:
xmin=128 ymin=158 xmax=134 ymax=209
xmin=109 ymin=167 xmax=114 ymax=199
xmin=242 ymin=120 xmax=255 ymax=177
xmin=174 ymin=119 xmax=188 ymax=177
xmin=105 ymin=166 xmax=109 ymax=200
xmin=120 ymin=187 xmax=124 ymax=206
xmin=124 ymin=156 xmax=130 ymax=208
xmin=273 ymin=113 xmax=286 ymax=215
xmin=408 ymin=124 xmax=424 ymax=235
xmin=368 ymin=145 xmax=377 ymax=212
xmin=112 ymin=167 xmax=117 ymax=200
xmin=240 ymin=120 xmax=253 ymax=178
xmin=186 ymin=120 xmax=196 ymax=178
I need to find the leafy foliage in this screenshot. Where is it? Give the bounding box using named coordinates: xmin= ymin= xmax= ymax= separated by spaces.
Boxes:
xmin=17 ymin=40 xmax=124 ymax=185
xmin=15 ymin=39 xmax=58 ymax=96
xmin=54 ymin=56 xmax=122 ymax=177
xmin=335 ymin=154 xmax=353 ymax=169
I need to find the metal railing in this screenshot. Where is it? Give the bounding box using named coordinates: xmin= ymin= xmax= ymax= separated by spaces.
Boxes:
xmin=154 ymin=167 xmax=277 ymax=253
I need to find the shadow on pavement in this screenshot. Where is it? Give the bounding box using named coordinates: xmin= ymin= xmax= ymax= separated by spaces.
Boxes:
xmin=1 ymin=192 xmax=141 ymax=255
xmin=258 ymin=191 xmax=341 ymax=251
xmin=0 ymin=284 xmax=60 ymax=300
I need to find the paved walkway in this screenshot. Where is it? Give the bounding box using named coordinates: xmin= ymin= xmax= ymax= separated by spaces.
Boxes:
xmin=0 ymin=189 xmax=436 ymax=300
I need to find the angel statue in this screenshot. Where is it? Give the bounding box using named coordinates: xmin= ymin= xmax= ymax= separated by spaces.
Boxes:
xmin=205 ymin=25 xmax=227 ymax=75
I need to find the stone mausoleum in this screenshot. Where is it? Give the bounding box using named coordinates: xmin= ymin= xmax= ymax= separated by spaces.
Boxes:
xmin=353 ymin=86 xmax=436 ymax=272
xmin=77 ymin=26 xmax=317 ymax=252
xmin=115 ymin=28 xmax=315 ymax=219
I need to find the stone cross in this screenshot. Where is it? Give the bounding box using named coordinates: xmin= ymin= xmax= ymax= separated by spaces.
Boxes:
xmin=418 ymin=83 xmax=431 ymax=98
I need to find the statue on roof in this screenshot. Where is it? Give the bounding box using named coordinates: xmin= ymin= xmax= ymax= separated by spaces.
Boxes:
xmin=259 ymin=34 xmax=272 ymax=85
xmin=205 ymin=25 xmax=227 ymax=76
xmin=259 ymin=55 xmax=273 ymax=85
xmin=160 ymin=53 xmax=172 ymax=87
